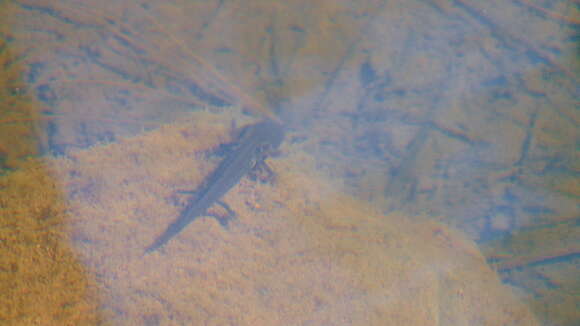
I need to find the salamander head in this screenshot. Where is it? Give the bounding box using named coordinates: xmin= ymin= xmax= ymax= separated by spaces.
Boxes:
xmin=252 ymin=118 xmax=285 ymax=149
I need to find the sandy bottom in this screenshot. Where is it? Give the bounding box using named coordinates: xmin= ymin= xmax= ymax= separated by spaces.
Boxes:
xmin=2 ymin=111 xmax=539 ymax=325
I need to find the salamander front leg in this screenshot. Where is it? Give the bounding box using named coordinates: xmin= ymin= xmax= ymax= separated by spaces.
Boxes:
xmin=248 ymin=160 xmax=276 ymax=183
xmin=208 ymin=201 xmax=236 ymax=228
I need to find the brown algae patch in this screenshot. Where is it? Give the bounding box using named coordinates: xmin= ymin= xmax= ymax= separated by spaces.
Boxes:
xmin=0 ymin=160 xmax=103 ymax=325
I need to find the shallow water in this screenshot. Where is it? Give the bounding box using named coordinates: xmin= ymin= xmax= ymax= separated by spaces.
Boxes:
xmin=0 ymin=0 xmax=577 ymax=325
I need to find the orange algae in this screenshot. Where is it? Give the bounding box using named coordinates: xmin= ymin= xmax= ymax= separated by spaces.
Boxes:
xmin=0 ymin=159 xmax=104 ymax=325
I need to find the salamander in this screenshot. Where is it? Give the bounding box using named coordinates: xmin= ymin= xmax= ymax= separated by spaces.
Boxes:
xmin=144 ymin=119 xmax=284 ymax=253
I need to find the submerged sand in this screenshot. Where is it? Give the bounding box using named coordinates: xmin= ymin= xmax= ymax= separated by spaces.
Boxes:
xmin=2 ymin=111 xmax=539 ymax=325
